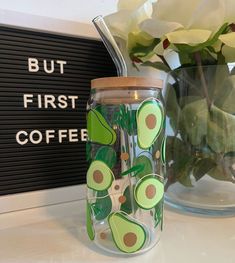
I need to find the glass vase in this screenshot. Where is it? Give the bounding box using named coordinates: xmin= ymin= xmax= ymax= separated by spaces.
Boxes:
xmin=164 ymin=65 xmax=235 ymax=216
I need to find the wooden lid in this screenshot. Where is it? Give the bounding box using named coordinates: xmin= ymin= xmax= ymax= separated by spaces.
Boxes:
xmin=91 ymin=77 xmax=163 ymax=89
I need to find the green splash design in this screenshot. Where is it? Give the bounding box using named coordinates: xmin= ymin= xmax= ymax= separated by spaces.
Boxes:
xmin=91 ymin=190 xmax=112 ymax=221
xmin=112 ymin=105 xmax=137 ymax=135
xmin=95 ymin=146 xmax=117 ymax=169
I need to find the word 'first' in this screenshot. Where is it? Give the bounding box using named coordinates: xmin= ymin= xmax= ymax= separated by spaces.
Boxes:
xmin=23 ymin=94 xmax=79 ymax=109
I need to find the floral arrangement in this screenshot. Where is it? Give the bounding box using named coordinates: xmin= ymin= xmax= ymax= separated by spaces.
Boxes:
xmin=105 ymin=0 xmax=235 ymax=189
xmin=105 ymin=0 xmax=235 ymax=71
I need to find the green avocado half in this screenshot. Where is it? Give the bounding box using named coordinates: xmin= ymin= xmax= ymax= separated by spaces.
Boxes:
xmin=108 ymin=212 xmax=146 ymax=253
xmin=134 ymin=174 xmax=164 ymax=210
xmin=87 ymin=109 xmax=116 ymax=145
xmin=87 ymin=160 xmax=114 ymax=191
xmin=137 ymin=99 xmax=164 ymax=149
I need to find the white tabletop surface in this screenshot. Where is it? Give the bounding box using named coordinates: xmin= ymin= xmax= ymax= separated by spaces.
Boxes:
xmin=0 ymin=200 xmax=234 ymax=263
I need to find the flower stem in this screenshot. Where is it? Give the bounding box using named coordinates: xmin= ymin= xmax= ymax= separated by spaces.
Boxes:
xmin=194 ymin=52 xmax=212 ymax=109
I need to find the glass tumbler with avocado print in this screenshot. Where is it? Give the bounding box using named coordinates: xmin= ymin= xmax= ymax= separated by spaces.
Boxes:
xmin=86 ymin=77 xmax=165 ymax=255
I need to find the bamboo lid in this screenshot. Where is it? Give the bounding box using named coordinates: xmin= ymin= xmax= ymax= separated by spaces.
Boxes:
xmin=91 ymin=77 xmax=163 ymax=89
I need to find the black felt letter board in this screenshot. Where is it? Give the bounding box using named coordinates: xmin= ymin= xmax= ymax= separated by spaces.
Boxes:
xmin=0 ymin=26 xmax=116 ymax=195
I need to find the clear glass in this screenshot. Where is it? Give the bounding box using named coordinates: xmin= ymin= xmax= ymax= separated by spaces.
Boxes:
xmin=164 ymin=65 xmax=235 ymax=216
xmin=86 ymin=86 xmax=165 ymax=255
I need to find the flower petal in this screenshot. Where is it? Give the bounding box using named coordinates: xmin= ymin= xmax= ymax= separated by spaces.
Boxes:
xmin=118 ymin=0 xmax=151 ymax=10
xmin=140 ymin=18 xmax=183 ymax=38
xmin=166 ymin=29 xmax=212 ymax=45
xmin=221 ymin=45 xmax=235 ymax=63
xmin=105 ymin=0 xmax=153 ymax=40
xmin=154 ymin=41 xmax=165 ymax=56
xmin=212 ymin=40 xmax=223 ymax=52
xmin=225 ymin=0 xmax=235 ymax=23
xmin=188 ymin=0 xmax=225 ymax=32
xmin=105 ymin=10 xmax=132 ymax=39
xmin=219 ymin=33 xmax=235 ymax=48
xmin=152 ymin=0 xmax=200 ymax=28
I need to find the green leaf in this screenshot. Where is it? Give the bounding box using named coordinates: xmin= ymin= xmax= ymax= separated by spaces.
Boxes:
xmin=214 ymin=75 xmax=235 ymax=114
xmin=207 ymin=121 xmax=225 ymax=153
xmin=120 ymin=186 xmax=138 ymax=214
xmin=121 ymin=164 xmax=144 ymax=177
xmin=175 ymin=23 xmax=229 ymax=54
xmin=165 ymin=84 xmax=181 ymax=132
xmin=140 ymin=61 xmax=170 ymax=72
xmin=192 ymin=158 xmax=216 ymax=182
xmin=176 ymin=159 xmax=195 ymax=187
xmin=208 ymin=156 xmax=235 ymax=183
xmin=207 ymin=105 xmax=235 ymax=153
xmin=129 ymin=35 xmax=160 ymax=60
xmin=166 ymin=137 xmax=194 ymax=187
xmin=166 ymin=137 xmax=188 ymax=162
xmin=179 ymin=96 xmax=201 ymax=108
xmin=181 ymin=99 xmax=208 ymax=146
xmin=199 ymin=48 xmax=217 ymax=65
xmin=178 ymin=52 xmax=194 ymax=65
xmin=208 ymin=65 xmax=230 ymax=100
xmin=95 ymin=146 xmax=117 ymax=169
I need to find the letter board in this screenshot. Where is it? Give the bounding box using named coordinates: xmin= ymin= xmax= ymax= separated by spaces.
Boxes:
xmin=0 ymin=26 xmax=117 ymax=196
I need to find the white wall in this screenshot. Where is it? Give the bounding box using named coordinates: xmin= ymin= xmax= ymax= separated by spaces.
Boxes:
xmin=0 ymin=0 xmax=118 ymax=24
xmin=0 ymin=0 xmax=118 ymax=37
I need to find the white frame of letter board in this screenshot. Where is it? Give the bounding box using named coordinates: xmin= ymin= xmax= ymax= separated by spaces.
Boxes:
xmin=0 ymin=9 xmax=100 ymax=213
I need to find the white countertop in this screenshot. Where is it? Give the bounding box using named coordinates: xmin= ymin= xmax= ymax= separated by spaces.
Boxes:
xmin=0 ymin=200 xmax=234 ymax=263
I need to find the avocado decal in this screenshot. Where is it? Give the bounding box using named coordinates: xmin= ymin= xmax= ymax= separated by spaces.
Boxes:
xmin=91 ymin=190 xmax=112 ymax=221
xmin=134 ymin=154 xmax=153 ymax=179
xmin=134 ymin=174 xmax=164 ymax=210
xmin=87 ymin=109 xmax=116 ymax=145
xmin=108 ymin=212 xmax=146 ymax=253
xmin=137 ymin=99 xmax=164 ymax=149
xmin=87 ymin=160 xmax=114 ymax=191
xmin=86 ymin=202 xmax=95 ymax=240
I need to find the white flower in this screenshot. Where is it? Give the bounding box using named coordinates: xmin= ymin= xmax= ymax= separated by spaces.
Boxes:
xmin=104 ymin=0 xmax=235 ymax=67
xmin=140 ymin=0 xmax=229 ymax=45
xmin=224 ymin=0 xmax=235 ymax=24
xmin=219 ymin=33 xmax=235 ymax=62
xmin=104 ymin=0 xmax=162 ymax=76
xmin=104 ymin=0 xmax=155 ymax=40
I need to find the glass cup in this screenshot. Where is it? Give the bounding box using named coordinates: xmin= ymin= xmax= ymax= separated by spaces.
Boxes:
xmin=86 ymin=77 xmax=165 ymax=255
